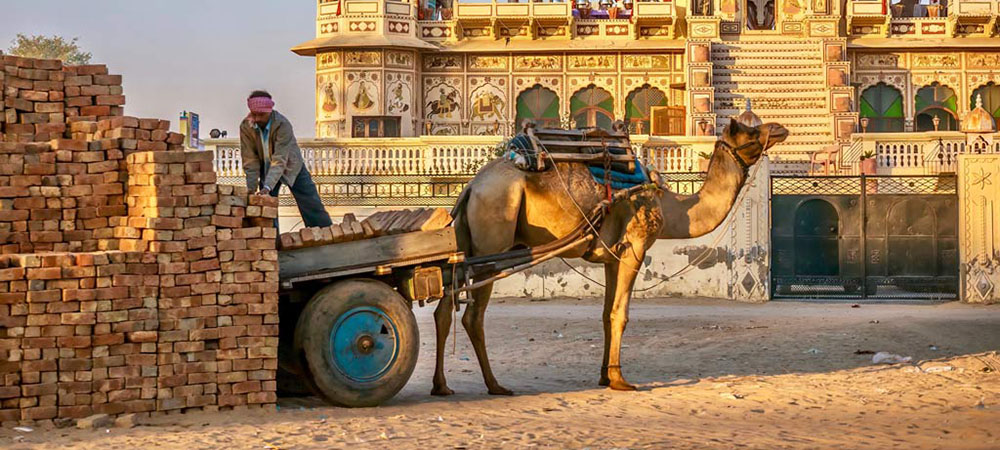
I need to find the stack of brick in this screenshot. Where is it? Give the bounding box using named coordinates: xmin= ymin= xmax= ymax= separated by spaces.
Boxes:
xmin=63 ymin=65 xmax=124 ymax=123
xmin=0 ymin=252 xmax=161 ymax=421
xmin=1 ymin=55 xmax=65 ymax=143
xmin=52 ymin=138 xmax=126 ymax=253
xmin=0 ymin=53 xmax=280 ymax=423
xmin=215 ymin=192 xmax=279 ymax=408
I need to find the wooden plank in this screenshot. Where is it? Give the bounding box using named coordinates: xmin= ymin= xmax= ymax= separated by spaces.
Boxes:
xmin=419 ymin=208 xmax=452 ymax=231
xmin=537 ymin=140 xmax=630 ymax=149
xmin=278 ymin=228 xmax=459 ymax=280
xmin=542 ymin=153 xmax=635 ymax=163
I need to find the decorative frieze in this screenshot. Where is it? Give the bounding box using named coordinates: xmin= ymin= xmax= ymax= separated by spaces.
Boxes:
xmin=514 ymin=55 xmax=562 ymax=71
xmin=345 ymin=50 xmax=382 ymax=67
xmin=856 ymin=53 xmax=902 ymax=69
xmin=385 ymin=50 xmax=414 ymax=69
xmin=968 ymin=53 xmax=1000 ymax=69
xmin=568 ymin=54 xmax=616 ymax=71
xmin=622 ymin=54 xmax=671 ymax=71
xmin=468 ymin=55 xmax=510 ymax=71
xmin=911 ymin=53 xmax=960 ymax=69
xmin=317 ymin=51 xmax=342 ymax=70
xmin=423 ymin=54 xmax=463 ymax=72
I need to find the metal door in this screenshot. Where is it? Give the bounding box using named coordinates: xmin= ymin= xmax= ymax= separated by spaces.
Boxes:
xmin=771 ymin=175 xmax=957 ymax=300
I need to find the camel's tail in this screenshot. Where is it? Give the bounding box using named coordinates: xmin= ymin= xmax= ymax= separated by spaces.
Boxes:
xmin=450 ymin=186 xmax=473 ymax=254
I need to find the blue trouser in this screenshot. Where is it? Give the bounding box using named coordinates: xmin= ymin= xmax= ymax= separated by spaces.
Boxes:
xmin=262 ymin=166 xmax=333 ymax=230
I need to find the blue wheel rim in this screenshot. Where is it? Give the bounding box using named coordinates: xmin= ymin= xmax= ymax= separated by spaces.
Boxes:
xmin=329 ymin=306 xmax=400 ymax=383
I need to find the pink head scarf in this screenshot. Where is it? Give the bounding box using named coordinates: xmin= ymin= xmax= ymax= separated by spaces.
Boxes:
xmin=248 ymin=96 xmax=275 ymax=114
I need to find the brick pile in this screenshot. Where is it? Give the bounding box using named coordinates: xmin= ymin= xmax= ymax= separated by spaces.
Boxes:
xmin=0 ymin=54 xmax=280 ymax=424
xmin=279 ymin=207 xmax=451 ymax=250
xmin=1 ymin=56 xmax=66 ymax=143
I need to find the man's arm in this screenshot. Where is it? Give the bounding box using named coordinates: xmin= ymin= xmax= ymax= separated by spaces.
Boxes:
xmin=261 ymin=120 xmax=297 ymax=192
xmin=239 ymin=124 xmax=261 ymax=192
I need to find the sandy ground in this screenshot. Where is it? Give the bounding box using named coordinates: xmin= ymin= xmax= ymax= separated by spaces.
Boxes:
xmin=1 ymin=297 xmax=999 ymax=449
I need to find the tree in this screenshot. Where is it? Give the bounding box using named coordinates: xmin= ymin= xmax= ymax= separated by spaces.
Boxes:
xmin=6 ymin=34 xmax=92 ymax=65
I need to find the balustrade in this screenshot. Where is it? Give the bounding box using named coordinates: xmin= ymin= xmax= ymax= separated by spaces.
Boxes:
xmin=848 ymin=131 xmax=1000 ymax=175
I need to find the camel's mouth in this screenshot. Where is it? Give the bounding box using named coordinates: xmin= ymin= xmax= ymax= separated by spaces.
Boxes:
xmin=764 ymin=125 xmax=790 ymax=149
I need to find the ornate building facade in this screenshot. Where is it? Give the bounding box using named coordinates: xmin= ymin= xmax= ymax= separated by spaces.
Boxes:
xmin=292 ymin=0 xmax=999 ymax=173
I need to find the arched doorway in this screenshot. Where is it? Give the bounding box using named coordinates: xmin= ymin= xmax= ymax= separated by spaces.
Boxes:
xmin=971 ymin=82 xmax=1000 ymax=124
xmin=915 ymin=83 xmax=959 ymax=131
xmin=570 ymin=85 xmax=614 ymax=130
xmin=860 ymin=83 xmax=905 ymax=132
xmin=515 ymin=85 xmax=560 ymax=130
xmin=793 ymin=199 xmax=840 ymax=276
xmin=625 ymin=85 xmax=669 ymax=135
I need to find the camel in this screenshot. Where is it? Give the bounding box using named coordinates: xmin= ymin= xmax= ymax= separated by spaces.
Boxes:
xmin=431 ymin=118 xmax=789 ymax=395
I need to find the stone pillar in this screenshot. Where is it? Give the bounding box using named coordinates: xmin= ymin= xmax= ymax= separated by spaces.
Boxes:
xmin=958 ymin=154 xmax=1000 ymax=304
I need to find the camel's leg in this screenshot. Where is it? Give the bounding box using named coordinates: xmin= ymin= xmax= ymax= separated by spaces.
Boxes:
xmin=462 ymin=282 xmax=512 ymax=395
xmin=431 ymin=293 xmax=455 ymax=396
xmin=605 ymin=244 xmax=645 ymax=391
xmin=599 ymin=262 xmax=618 ymax=386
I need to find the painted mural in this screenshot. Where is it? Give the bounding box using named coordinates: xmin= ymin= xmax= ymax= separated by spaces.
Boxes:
xmin=424 ymin=77 xmax=462 ymax=121
xmin=346 ymin=72 xmax=380 ymax=114
xmin=385 ymin=72 xmax=412 ymax=115
xmin=469 ymin=78 xmax=507 ymax=123
xmin=316 ymin=73 xmax=341 ymax=119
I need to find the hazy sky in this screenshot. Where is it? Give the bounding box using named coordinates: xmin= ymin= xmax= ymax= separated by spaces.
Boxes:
xmin=2 ymin=0 xmax=318 ymax=137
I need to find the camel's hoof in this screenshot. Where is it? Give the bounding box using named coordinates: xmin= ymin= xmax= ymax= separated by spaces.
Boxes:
xmin=598 ymin=377 xmax=610 ymax=387
xmin=488 ymin=386 xmax=514 ymax=396
xmin=431 ymin=386 xmax=454 ymax=396
xmin=608 ymin=379 xmax=637 ymax=391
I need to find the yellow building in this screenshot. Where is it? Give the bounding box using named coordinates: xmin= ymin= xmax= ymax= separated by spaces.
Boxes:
xmin=291 ymin=0 xmax=999 ymax=173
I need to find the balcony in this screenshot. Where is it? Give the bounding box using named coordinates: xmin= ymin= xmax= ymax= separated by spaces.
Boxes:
xmin=848 ymin=0 xmax=999 ymax=36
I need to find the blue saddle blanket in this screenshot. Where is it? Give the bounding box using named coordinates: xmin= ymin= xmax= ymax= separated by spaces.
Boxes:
xmin=588 ymin=158 xmax=650 ymax=190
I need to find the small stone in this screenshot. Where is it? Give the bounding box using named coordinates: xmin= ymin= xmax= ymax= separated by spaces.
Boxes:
xmin=54 ymin=418 xmax=76 ymax=429
xmin=77 ymin=413 xmax=113 ymax=430
xmin=115 ymin=413 xmax=143 ymax=428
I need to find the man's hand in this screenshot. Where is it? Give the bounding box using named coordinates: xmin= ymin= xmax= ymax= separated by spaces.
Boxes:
xmin=256 ymin=187 xmax=271 ymax=196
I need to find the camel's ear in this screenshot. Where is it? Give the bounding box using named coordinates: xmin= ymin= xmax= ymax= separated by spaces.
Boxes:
xmin=728 ymin=118 xmax=739 ymax=136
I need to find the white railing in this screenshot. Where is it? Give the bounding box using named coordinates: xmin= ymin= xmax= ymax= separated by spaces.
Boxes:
xmin=206 ymin=136 xmax=503 ymax=178
xmin=206 ymin=134 xmax=715 ymax=179
xmin=849 ymin=131 xmax=1000 ymax=175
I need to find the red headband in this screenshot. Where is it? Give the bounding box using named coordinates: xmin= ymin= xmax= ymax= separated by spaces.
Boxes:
xmin=248 ymin=97 xmax=275 ymax=114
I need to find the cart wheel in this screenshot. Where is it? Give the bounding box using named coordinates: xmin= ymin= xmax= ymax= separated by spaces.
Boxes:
xmin=295 ymin=279 xmax=419 ymax=407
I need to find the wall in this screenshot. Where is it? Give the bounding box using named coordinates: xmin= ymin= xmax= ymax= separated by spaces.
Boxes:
xmin=958 ymin=153 xmax=1000 ymax=304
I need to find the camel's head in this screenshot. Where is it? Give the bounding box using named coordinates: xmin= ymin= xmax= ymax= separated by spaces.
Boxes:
xmin=720 ymin=119 xmax=789 ymax=167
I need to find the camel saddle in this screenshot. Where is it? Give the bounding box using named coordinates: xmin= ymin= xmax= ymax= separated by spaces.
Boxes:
xmin=505 ymin=123 xmax=650 ymax=190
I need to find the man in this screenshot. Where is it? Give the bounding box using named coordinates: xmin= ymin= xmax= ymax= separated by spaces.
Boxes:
xmin=240 ymin=90 xmax=332 ymax=228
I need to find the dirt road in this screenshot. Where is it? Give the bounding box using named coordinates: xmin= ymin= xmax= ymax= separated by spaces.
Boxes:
xmin=2 ymin=298 xmax=999 ymax=449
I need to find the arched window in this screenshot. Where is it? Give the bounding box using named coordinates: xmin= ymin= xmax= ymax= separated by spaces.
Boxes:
xmin=514 ymin=85 xmax=560 ymax=131
xmin=570 ymin=85 xmax=614 ymax=130
xmin=860 ymin=83 xmax=904 ymax=132
xmin=972 ymin=82 xmax=1000 ymax=123
xmin=625 ymin=85 xmax=668 ymax=134
xmin=915 ymin=83 xmax=959 ymax=131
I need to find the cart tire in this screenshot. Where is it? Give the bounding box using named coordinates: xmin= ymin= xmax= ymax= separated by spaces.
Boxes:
xmin=295 ymin=279 xmax=419 ymax=407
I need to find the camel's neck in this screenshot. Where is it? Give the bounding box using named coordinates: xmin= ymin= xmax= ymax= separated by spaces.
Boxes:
xmin=657 ymin=143 xmax=747 ymax=239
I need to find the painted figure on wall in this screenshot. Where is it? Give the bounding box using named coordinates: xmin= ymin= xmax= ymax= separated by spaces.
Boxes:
xmin=353 ymin=81 xmax=375 ymax=111
xmin=322 ymin=82 xmax=338 ymax=114
xmin=471 ymin=92 xmax=505 ymax=122
xmin=387 ymin=82 xmax=410 ymax=114
xmin=426 ymin=87 xmax=459 ymax=120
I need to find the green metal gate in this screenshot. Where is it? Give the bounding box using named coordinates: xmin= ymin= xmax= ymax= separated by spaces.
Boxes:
xmin=771 ymin=175 xmax=958 ymax=300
